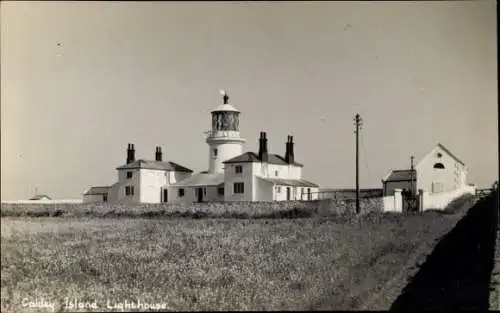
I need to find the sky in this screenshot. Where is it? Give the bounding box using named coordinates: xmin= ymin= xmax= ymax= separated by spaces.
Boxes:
xmin=1 ymin=1 xmax=497 ymax=200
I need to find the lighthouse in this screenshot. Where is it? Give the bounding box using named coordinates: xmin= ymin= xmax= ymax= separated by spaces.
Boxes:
xmin=206 ymin=90 xmax=246 ymax=173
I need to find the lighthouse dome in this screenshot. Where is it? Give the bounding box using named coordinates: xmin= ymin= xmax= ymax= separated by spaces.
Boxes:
xmin=211 ymin=103 xmax=240 ymax=113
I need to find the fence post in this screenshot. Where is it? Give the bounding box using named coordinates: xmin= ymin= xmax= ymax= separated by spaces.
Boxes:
xmin=418 ymin=189 xmax=424 ymax=212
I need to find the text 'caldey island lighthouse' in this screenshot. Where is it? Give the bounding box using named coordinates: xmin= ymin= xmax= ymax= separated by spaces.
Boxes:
xmin=83 ymin=91 xmax=319 ymax=204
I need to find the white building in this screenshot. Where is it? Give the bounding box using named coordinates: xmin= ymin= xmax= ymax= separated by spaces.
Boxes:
xmin=89 ymin=144 xmax=193 ymax=204
xmin=167 ymin=91 xmax=319 ymax=203
xmin=84 ymin=91 xmax=319 ymax=203
xmin=382 ymin=143 xmax=469 ymax=196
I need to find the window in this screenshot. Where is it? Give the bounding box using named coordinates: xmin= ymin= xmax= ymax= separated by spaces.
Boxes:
xmin=204 ymin=188 xmax=207 ymax=196
xmin=275 ymin=170 xmax=279 ymax=177
xmin=233 ymin=182 xmax=244 ymax=194
xmin=178 ymin=188 xmax=185 ymax=197
xmin=103 ymin=194 xmax=108 ymax=202
xmin=433 ymin=163 xmax=445 ymax=169
xmin=218 ymin=186 xmax=224 ymax=195
xmin=126 ymin=171 xmax=133 ymax=179
xmin=213 ymin=148 xmax=218 ymax=157
xmin=436 ymin=152 xmax=442 ymax=158
xmin=235 ymin=165 xmax=243 ymax=174
xmin=276 ymin=186 xmax=281 ymax=193
xmin=125 ymin=186 xmax=134 ymax=196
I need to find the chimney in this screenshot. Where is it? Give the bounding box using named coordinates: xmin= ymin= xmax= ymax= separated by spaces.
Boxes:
xmin=258 ymin=131 xmax=268 ymax=162
xmin=126 ymin=143 xmax=135 ymax=164
xmin=155 ymin=146 xmax=162 ymax=162
xmin=285 ymin=135 xmax=295 ymax=164
xmin=285 ymin=135 xmax=290 ymax=163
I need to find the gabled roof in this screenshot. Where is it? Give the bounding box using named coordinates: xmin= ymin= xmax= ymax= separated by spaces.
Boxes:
xmin=436 ymin=143 xmax=465 ymax=166
xmin=29 ymin=194 xmax=52 ymax=200
xmin=382 ymin=169 xmax=417 ymax=182
xmin=116 ymin=159 xmax=193 ymax=172
xmin=223 ymin=152 xmax=304 ymax=167
xmin=83 ymin=186 xmax=110 ymax=195
xmin=258 ymin=177 xmax=319 ymax=187
xmin=170 ymin=172 xmax=225 ymax=187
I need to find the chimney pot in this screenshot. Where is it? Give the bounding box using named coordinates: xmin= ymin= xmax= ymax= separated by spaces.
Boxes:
xmin=155 ymin=146 xmax=163 ymax=162
xmin=126 ymin=143 xmax=135 ymax=164
xmin=286 ymin=135 xmax=294 ymax=164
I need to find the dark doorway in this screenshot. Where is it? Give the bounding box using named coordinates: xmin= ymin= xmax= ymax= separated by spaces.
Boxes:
xmin=286 ymin=187 xmax=291 ymax=200
xmin=163 ymin=189 xmax=168 ymax=203
xmin=307 ymin=188 xmax=311 ymax=200
xmin=402 ymin=189 xmax=419 ymax=212
xmin=196 ymin=188 xmax=203 ymax=203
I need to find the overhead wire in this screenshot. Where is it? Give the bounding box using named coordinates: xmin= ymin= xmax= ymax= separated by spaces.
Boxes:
xmin=360 ymin=131 xmax=372 ymax=187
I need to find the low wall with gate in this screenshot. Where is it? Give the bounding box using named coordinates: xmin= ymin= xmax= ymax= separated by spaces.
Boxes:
xmin=420 ymin=185 xmax=476 ymax=211
xmin=381 ymin=185 xmax=477 ymax=212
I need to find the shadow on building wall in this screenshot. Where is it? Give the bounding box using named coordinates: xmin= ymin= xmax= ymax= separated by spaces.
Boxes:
xmin=390 ymin=189 xmax=499 ymax=310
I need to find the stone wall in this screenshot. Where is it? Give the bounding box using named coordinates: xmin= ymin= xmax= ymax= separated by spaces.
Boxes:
xmin=1 ymin=197 xmax=384 ymax=218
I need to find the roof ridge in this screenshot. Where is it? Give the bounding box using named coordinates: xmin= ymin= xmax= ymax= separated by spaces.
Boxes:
xmin=436 ymin=143 xmax=465 ymax=165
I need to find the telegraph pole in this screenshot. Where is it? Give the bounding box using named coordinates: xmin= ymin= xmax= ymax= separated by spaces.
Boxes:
xmin=354 ymin=114 xmax=363 ymax=214
xmin=410 ymin=156 xmax=415 ymax=195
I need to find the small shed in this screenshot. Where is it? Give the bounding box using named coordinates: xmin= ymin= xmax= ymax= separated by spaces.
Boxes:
xmin=83 ymin=186 xmax=110 ymax=203
xmin=29 ymin=194 xmax=52 ymax=201
xmin=382 ymin=169 xmax=417 ymax=196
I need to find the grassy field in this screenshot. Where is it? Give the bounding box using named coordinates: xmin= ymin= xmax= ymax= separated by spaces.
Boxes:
xmin=0 ymin=195 xmax=476 ymax=312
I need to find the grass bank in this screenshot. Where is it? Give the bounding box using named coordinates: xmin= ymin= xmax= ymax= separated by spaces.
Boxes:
xmin=1 ymin=195 xmax=475 ymax=312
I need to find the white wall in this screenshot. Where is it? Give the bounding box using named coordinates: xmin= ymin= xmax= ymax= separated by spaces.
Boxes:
xmin=272 ymin=185 xmax=297 ymax=201
xmin=223 ymin=162 xmax=313 ymax=202
xmin=254 ymin=178 xmax=274 ymax=201
xmin=253 ymin=162 xmax=302 ymax=180
xmin=167 ymin=186 xmax=194 ymax=205
xmin=107 ymin=182 xmax=120 ymax=203
xmin=382 ymin=189 xmax=403 ymax=212
xmin=167 ymin=185 xmax=224 ymax=204
xmin=169 ymin=171 xmax=192 ymax=185
xmin=83 ymin=194 xmax=106 ymax=203
xmin=420 ymin=185 xmax=476 ymax=211
xmin=207 ymin=139 xmax=245 ymax=173
xmin=109 ymin=169 xmax=141 ymax=204
xmin=108 ymin=169 xmax=191 ymax=204
xmin=416 ymin=146 xmax=467 ymax=193
xmin=300 ymin=187 xmax=319 ymax=201
xmin=139 ymin=169 xmax=169 ymax=203
xmin=205 ymin=186 xmax=225 ymax=202
xmin=224 ymin=163 xmax=254 ymax=201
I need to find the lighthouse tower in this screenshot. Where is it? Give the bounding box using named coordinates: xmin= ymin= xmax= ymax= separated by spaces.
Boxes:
xmin=206 ymin=90 xmax=246 ymax=173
